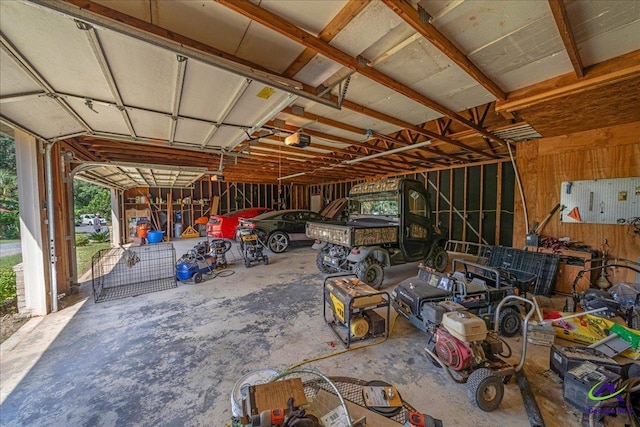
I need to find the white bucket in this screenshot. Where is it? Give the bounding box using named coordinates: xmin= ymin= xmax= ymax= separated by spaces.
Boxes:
xmin=231 ymin=368 xmax=278 ymax=417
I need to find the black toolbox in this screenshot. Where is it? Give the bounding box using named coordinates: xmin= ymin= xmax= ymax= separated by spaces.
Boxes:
xmin=550 ymin=345 xmax=621 ymax=380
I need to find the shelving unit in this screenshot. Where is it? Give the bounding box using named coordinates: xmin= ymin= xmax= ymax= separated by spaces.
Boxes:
xmin=119 ymin=180 xmax=304 ymax=240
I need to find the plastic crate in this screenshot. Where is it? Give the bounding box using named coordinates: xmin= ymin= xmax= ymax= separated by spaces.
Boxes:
xmin=486 ymin=246 xmax=560 ymax=296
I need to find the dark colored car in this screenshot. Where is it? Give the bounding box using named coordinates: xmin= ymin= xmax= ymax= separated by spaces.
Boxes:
xmin=237 ymin=209 xmax=329 ymax=253
xmin=207 ymin=207 xmax=272 ymax=239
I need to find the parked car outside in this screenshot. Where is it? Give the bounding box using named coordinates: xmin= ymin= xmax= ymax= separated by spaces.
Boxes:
xmin=79 ymin=213 xmax=106 ymax=226
xmin=207 ymin=207 xmax=272 ymax=239
xmin=236 ymin=209 xmax=329 ymax=253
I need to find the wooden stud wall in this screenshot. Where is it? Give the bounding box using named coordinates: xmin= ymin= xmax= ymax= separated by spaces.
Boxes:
xmin=121 ymin=181 xmax=313 ymax=239
xmin=513 ymin=121 xmax=640 ymax=283
xmin=308 ymin=164 xmax=514 ymax=247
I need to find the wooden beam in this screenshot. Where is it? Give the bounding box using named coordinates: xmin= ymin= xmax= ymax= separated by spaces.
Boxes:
xmin=283 ymin=0 xmax=369 ymax=78
xmin=338 ymin=98 xmax=499 ymax=159
xmin=381 ymin=0 xmax=506 ymax=100
xmin=496 ymin=50 xmax=640 ymax=112
xmin=281 ymin=106 xmax=367 ymax=136
xmin=548 ymin=0 xmax=584 ymax=78
xmin=215 ymin=0 xmax=507 ymax=145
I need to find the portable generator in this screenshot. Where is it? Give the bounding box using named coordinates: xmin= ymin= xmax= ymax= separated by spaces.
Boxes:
xmin=323 ymin=274 xmax=390 ymax=348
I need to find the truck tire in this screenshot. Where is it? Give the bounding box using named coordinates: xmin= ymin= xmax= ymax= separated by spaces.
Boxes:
xmin=425 ymin=245 xmax=448 ymax=272
xmin=355 ymin=257 xmax=384 ymax=289
xmin=466 ymin=368 xmax=504 ymax=412
xmin=498 ymin=307 xmax=521 ymax=337
xmin=316 ymin=251 xmax=338 ymax=274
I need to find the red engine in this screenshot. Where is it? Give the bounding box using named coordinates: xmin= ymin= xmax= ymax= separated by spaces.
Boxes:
xmin=434 ymin=328 xmax=474 ymax=371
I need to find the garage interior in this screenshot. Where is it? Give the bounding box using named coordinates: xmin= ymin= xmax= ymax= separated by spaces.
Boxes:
xmin=1 ymin=1 xmax=639 ymax=426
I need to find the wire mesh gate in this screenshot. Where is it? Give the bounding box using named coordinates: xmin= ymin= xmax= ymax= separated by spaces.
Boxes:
xmin=92 ymin=243 xmax=177 ymax=303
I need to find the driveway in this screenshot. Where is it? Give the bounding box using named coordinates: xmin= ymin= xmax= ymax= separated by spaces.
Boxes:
xmin=0 ymin=242 xmax=21 ymax=257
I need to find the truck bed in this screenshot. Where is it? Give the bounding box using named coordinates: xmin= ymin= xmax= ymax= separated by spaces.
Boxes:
xmin=306 ymin=220 xmax=398 ymax=246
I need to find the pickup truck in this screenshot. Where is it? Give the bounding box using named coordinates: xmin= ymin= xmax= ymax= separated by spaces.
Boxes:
xmin=306 ymin=178 xmax=447 ymax=288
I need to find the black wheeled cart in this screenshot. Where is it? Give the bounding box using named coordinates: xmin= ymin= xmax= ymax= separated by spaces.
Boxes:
xmin=323 ymin=274 xmax=390 ymax=348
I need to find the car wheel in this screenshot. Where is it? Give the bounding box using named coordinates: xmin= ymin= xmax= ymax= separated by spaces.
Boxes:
xmin=466 ymin=368 xmax=504 ymax=412
xmin=267 ymin=231 xmax=289 ymax=253
xmin=193 ymin=272 xmax=203 ymax=283
xmin=244 ymin=258 xmax=251 ymax=268
xmin=498 ymin=307 xmax=521 ymax=337
xmin=316 ymin=251 xmax=338 ymax=274
xmin=354 ymin=257 xmax=384 ymax=289
xmin=263 ymin=255 xmax=269 ymax=265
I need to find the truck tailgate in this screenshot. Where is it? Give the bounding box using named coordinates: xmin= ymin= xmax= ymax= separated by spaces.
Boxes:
xmin=306 ymin=221 xmax=398 ymax=246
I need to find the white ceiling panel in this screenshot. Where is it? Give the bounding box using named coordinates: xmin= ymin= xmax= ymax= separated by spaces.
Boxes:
xmin=371 ymin=38 xmax=453 ymax=87
xmin=568 ymin=0 xmax=640 ymax=66
xmin=93 ymin=0 xmax=151 ymax=21
xmin=223 ymin=82 xmax=293 ymax=126
xmin=1 ymin=0 xmax=638 ymax=186
xmin=0 ymin=1 xmax=113 ymax=101
xmin=179 ymin=59 xmax=248 ymax=122
xmin=493 ymin=53 xmax=573 ymax=92
xmin=154 ymin=1 xmax=250 ymax=56
xmin=208 ymin=125 xmax=247 ymax=149
xmin=97 ymin=29 xmax=178 ymax=112
xmin=421 ymin=0 xmax=552 ymax=55
xmin=261 ymin=0 xmax=348 ymax=36
xmin=469 ymin=16 xmax=570 ymax=88
xmin=235 ymin=22 xmax=305 ymax=74
xmin=0 ymin=50 xmax=41 ymax=96
xmin=174 ymin=118 xmax=217 ymax=146
xmin=128 ymin=109 xmax=172 ymax=141
xmin=65 ymin=97 xmax=130 ymax=136
xmin=1 ymin=97 xmax=84 ymax=140
xmin=294 ymin=54 xmax=344 ymax=88
xmin=330 ymin=2 xmax=404 ymax=57
xmin=341 ymin=74 xmax=439 ymax=126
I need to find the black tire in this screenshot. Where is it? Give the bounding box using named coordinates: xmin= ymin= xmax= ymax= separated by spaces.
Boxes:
xmin=498 ymin=307 xmax=521 ymax=337
xmin=244 ymin=258 xmax=251 ymax=268
xmin=263 ymin=255 xmax=269 ymax=265
xmin=354 ymin=257 xmax=384 ymax=289
xmin=267 ymin=231 xmax=289 ymax=253
xmin=193 ymin=272 xmax=203 ymax=283
xmin=316 ymin=251 xmax=338 ymax=274
xmin=466 ymin=368 xmax=504 ymax=412
xmin=425 ymin=245 xmax=448 ymax=272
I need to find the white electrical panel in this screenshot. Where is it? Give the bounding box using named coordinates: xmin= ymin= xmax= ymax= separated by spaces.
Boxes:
xmin=560 ymin=177 xmax=640 ymax=224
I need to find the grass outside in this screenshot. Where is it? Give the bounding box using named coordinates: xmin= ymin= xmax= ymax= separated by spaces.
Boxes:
xmin=0 ymin=239 xmax=20 ymax=244
xmin=0 ymin=254 xmax=22 ymax=270
xmin=76 ymin=242 xmax=111 ymax=277
xmin=0 ymin=242 xmax=110 ymax=277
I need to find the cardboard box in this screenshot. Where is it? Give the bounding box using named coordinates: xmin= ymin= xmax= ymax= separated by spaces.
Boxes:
xmin=249 ymin=378 xmax=307 ymax=415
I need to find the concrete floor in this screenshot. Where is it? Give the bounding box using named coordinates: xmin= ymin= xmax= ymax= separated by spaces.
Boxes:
xmin=0 ymin=239 xmax=584 ymax=426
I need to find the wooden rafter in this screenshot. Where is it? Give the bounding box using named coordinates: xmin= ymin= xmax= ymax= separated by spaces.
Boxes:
xmin=282 ymin=0 xmax=369 ymax=78
xmin=548 ymin=0 xmax=584 ymax=78
xmin=215 ymin=0 xmax=507 ymax=146
xmin=496 ymin=50 xmax=640 ymax=113
xmin=381 ymin=0 xmax=506 ymax=100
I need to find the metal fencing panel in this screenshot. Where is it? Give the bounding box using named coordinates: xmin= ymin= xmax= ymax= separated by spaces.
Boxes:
xmin=92 ymin=243 xmax=177 ymax=303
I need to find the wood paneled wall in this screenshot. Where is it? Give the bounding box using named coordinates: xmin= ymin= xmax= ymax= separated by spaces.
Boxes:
xmin=513 ymin=121 xmax=640 ymax=283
